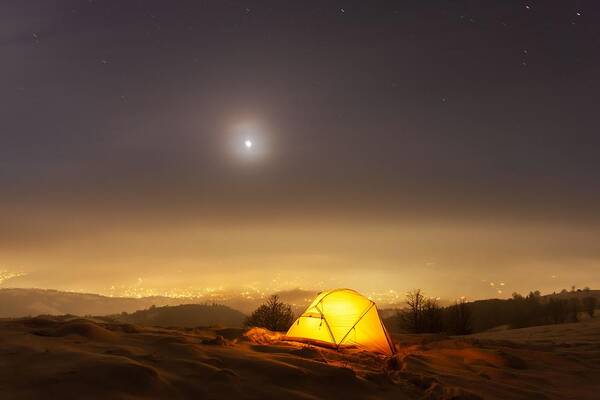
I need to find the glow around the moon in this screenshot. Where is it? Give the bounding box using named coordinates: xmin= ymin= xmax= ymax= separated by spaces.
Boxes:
xmin=228 ymin=120 xmax=270 ymax=162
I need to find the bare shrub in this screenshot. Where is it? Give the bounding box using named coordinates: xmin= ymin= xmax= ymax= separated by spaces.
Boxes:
xmin=245 ymin=295 xmax=294 ymax=332
xmin=398 ymin=289 xmax=443 ymax=333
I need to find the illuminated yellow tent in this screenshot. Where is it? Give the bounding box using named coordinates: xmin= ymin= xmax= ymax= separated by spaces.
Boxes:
xmin=285 ymin=288 xmax=395 ymax=355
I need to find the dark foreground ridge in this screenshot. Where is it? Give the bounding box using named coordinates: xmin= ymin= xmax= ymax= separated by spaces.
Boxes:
xmin=1 ymin=316 xmax=599 ymax=399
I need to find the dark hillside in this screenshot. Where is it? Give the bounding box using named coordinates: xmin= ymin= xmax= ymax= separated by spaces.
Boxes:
xmin=115 ymin=303 xmax=247 ymax=328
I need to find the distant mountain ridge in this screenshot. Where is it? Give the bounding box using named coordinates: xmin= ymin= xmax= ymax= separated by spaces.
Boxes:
xmin=0 ymin=287 xmax=317 ymax=319
xmin=114 ymin=303 xmax=246 ymax=328
xmin=0 ymin=288 xmax=212 ymax=318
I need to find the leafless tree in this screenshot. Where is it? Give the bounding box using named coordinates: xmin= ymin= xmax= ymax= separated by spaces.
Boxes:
xmin=401 ymin=289 xmax=424 ymax=332
xmin=398 ymin=289 xmax=443 ymax=333
xmin=245 ymin=295 xmax=294 ymax=332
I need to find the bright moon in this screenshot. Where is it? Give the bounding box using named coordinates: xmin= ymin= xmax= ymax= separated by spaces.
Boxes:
xmin=244 ymin=139 xmax=253 ymax=149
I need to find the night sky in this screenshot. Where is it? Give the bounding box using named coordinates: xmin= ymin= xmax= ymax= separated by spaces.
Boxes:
xmin=1 ymin=1 xmax=599 ymax=301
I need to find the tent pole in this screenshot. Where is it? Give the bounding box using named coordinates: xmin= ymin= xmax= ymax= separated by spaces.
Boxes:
xmin=337 ymin=302 xmax=375 ymax=348
xmin=316 ymin=302 xmax=337 ymax=344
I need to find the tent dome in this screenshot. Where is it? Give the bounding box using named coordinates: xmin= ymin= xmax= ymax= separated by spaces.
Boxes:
xmin=284 ymin=288 xmax=395 ymax=355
